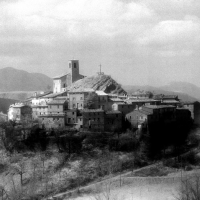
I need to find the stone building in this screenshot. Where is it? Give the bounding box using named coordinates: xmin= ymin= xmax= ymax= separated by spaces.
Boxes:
xmin=82 ymin=109 xmax=105 ymax=132
xmin=112 ymin=103 xmax=135 ymax=116
xmin=53 ymin=60 xmax=85 ymax=93
xmin=39 ymin=97 xmax=68 ymax=129
xmin=126 ymin=105 xmax=176 ymax=129
xmin=82 ymin=109 xmax=122 ymax=132
xmin=8 ymin=103 xmax=32 ymax=122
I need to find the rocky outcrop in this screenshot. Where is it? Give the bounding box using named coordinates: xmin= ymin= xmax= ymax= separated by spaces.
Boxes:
xmin=67 ymin=74 xmax=127 ymax=95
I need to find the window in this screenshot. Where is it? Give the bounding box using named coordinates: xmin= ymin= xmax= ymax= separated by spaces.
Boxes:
xmin=72 ymin=112 xmax=74 ymax=115
xmin=73 ymin=97 xmax=76 ymax=100
xmin=116 ymin=114 xmax=118 ymax=117
xmin=74 ymin=63 xmax=76 ymax=68
xmin=57 ymin=105 xmax=59 ymax=109
xmin=80 ymin=97 xmax=83 ymax=100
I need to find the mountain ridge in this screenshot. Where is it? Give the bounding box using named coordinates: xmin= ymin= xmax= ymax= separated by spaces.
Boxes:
xmin=0 ymin=67 xmax=53 ymax=92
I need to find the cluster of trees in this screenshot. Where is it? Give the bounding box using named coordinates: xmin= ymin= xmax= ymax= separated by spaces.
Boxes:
xmin=0 ymin=114 xmax=196 ymax=163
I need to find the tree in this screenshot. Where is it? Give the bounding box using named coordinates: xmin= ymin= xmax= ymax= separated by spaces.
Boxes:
xmin=177 ymin=175 xmax=200 ymax=200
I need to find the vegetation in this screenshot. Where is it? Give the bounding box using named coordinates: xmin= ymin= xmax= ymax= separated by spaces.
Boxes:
xmin=0 ymin=116 xmax=198 ymax=199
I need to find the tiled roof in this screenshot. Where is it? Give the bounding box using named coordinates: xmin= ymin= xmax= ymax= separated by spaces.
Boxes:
xmin=106 ymin=111 xmax=121 ymax=114
xmin=28 ymin=91 xmax=52 ymax=99
xmin=126 ymin=99 xmax=159 ymax=103
xmin=82 ymin=109 xmax=104 ymax=113
xmin=95 ymin=90 xmax=108 ymax=96
xmin=68 ymin=88 xmax=94 ymax=93
xmin=53 ymin=73 xmax=68 ymax=79
xmin=144 ymin=105 xmax=175 ymax=109
xmin=47 ymin=100 xmax=67 ymax=105
xmin=43 ymin=91 xmax=67 ymax=98
xmin=109 ymin=98 xmax=124 ymax=102
xmin=162 ymin=100 xmax=180 ymax=103
xmin=127 ymin=109 xmax=152 ymax=116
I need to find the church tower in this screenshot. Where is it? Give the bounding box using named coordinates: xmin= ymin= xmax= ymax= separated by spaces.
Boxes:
xmin=66 ymin=60 xmax=80 ymax=86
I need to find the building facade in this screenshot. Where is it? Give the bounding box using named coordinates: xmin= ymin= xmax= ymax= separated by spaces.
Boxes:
xmin=53 ymin=60 xmax=85 ymax=93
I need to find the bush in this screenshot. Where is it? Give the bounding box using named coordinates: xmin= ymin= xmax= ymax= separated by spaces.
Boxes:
xmin=182 ymin=151 xmax=199 ymax=165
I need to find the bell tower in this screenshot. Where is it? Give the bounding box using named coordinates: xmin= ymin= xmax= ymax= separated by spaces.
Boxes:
xmin=66 ymin=60 xmax=80 ymax=86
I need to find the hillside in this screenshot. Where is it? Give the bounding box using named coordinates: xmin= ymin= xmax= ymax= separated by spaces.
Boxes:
xmin=0 ymin=98 xmax=18 ymax=113
xmin=67 ymin=74 xmax=126 ymax=95
xmin=0 ymin=91 xmax=35 ymax=101
xmin=160 ymin=81 xmax=200 ymax=100
xmin=0 ymin=67 xmax=52 ymax=92
xmin=123 ymin=84 xmax=198 ymax=102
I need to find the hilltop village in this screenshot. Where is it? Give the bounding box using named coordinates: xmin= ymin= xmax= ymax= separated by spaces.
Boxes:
xmin=2 ymin=60 xmax=199 ymax=200
xmin=7 ymin=59 xmax=195 ymax=133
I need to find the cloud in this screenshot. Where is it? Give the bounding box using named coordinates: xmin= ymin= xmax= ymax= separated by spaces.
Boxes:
xmin=0 ymin=0 xmax=200 ymax=86
xmin=136 ymin=16 xmax=200 ymax=56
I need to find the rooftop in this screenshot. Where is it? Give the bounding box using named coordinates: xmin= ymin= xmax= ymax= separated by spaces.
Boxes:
xmin=82 ymin=109 xmax=104 ymax=113
xmin=68 ymin=88 xmax=95 ymax=93
xmin=106 ymin=111 xmax=122 ymax=114
xmin=43 ymin=91 xmax=67 ymax=98
xmin=95 ymin=90 xmax=108 ymax=96
xmin=10 ymin=103 xmax=29 ymax=108
xmin=53 ymin=73 xmax=68 ymax=79
xmin=144 ymin=105 xmax=175 ymax=109
xmin=47 ymin=99 xmax=67 ymax=105
xmin=109 ymin=98 xmax=124 ymax=102
xmin=162 ymin=100 xmax=180 ymax=103
xmin=126 ymin=99 xmax=159 ymax=103
xmin=127 ymin=109 xmax=152 ymax=116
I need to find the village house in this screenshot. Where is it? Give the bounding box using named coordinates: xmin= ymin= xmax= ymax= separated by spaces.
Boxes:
xmin=68 ymin=89 xmax=93 ymax=110
xmin=126 ymin=105 xmax=176 ymax=129
xmin=112 ymin=103 xmax=135 ymax=116
xmin=39 ymin=97 xmax=68 ymax=129
xmin=154 ymin=95 xmax=180 ymax=107
xmin=8 ymin=103 xmax=32 ymax=122
xmin=82 ymin=109 xmax=105 ymax=132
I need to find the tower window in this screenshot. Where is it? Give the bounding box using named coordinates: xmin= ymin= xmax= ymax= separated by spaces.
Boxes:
xmin=74 ymin=63 xmax=76 ymax=68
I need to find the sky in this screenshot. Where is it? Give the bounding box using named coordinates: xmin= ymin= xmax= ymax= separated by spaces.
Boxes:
xmin=1 ymin=0 xmax=200 ymax=87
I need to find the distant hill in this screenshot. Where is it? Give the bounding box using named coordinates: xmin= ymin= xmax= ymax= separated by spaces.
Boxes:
xmin=67 ymin=74 xmax=127 ymax=95
xmin=160 ymin=82 xmax=200 ymax=100
xmin=0 ymin=67 xmax=52 ymax=92
xmin=0 ymin=91 xmax=36 ymax=101
xmin=123 ymin=83 xmax=198 ymax=102
xmin=0 ymin=98 xmax=18 ymax=114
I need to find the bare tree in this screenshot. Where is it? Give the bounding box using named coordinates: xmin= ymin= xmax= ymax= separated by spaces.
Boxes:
xmin=176 ymin=175 xmax=200 ymax=200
